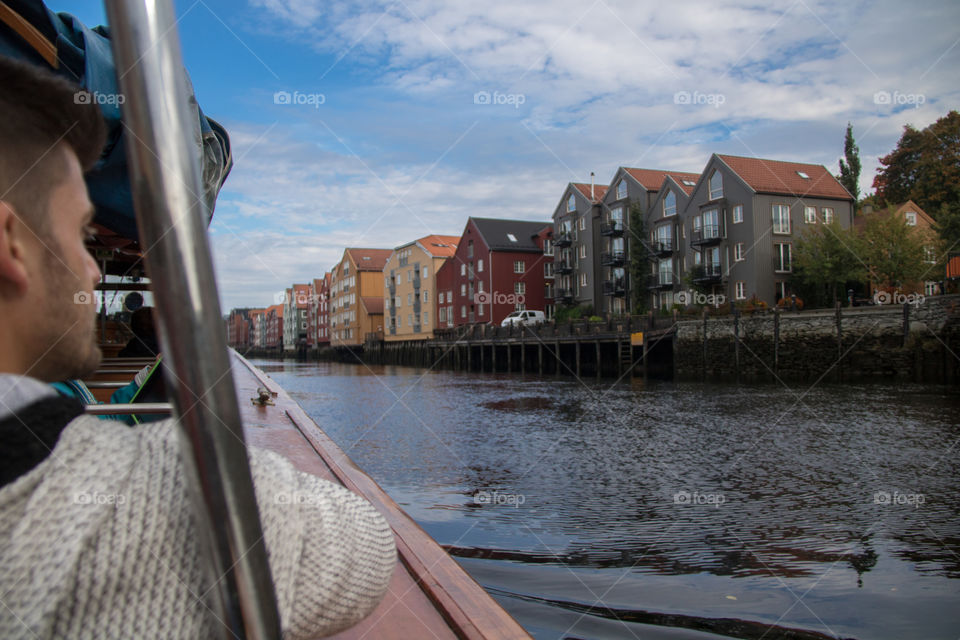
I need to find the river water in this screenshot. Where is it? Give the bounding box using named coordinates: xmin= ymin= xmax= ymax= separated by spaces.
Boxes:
xmin=252 ymin=359 xmax=959 ymax=640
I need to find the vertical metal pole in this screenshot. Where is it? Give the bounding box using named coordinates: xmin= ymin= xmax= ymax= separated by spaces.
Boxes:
xmin=104 ymin=1 xmax=281 ymax=638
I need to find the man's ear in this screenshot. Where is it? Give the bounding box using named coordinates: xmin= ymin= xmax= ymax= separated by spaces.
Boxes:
xmin=0 ymin=202 xmax=30 ymax=295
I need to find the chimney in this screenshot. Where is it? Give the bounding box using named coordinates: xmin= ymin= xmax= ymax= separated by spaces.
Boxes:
xmin=590 ymin=172 xmax=595 ymax=201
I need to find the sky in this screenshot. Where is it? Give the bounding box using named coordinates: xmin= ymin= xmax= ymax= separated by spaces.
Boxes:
xmin=54 ymin=0 xmax=960 ymax=312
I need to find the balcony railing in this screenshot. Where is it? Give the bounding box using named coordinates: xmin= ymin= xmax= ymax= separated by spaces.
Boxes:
xmin=413 ymin=275 xmax=421 ymax=289
xmin=600 ymin=251 xmax=626 ymax=266
xmin=651 ymin=239 xmax=674 ymax=256
xmin=648 ymin=272 xmax=674 ymax=289
xmin=556 ymin=260 xmax=574 ymax=275
xmin=554 ymin=232 xmax=573 ymax=247
xmin=692 ymin=263 xmax=723 ymax=283
xmin=602 ymin=278 xmax=626 ymax=296
xmin=600 ymin=220 xmax=625 ymax=236
xmin=555 ymin=288 xmax=574 ymax=303
xmin=691 ymin=225 xmax=722 ymax=247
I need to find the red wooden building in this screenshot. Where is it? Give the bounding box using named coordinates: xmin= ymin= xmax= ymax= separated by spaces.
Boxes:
xmin=435 ymin=217 xmax=553 ymax=328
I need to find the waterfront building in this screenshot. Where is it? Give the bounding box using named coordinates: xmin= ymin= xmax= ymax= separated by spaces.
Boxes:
xmin=435 ymin=217 xmax=553 ymax=328
xmin=330 ymin=248 xmax=392 ymax=346
xmin=384 ymin=235 xmax=459 ymax=341
xmin=306 ymin=273 xmax=331 ymax=348
xmin=282 ymin=284 xmax=310 ymax=349
xmin=264 ymin=303 xmax=283 ymax=348
xmin=248 ymin=308 xmax=266 ymax=348
xmin=225 ymin=308 xmax=253 ymax=349
xmin=599 ymin=168 xmax=700 ymax=315
xmin=551 ymin=181 xmax=607 ymax=312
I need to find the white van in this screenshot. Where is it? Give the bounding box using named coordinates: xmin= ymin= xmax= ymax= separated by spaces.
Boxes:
xmin=500 ymin=310 xmax=546 ymax=327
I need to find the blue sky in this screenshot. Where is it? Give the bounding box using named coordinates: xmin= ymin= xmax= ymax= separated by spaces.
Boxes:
xmin=54 ymin=0 xmax=960 ymax=312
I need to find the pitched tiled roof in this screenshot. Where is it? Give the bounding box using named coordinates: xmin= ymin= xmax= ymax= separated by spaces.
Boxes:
xmin=361 ymin=296 xmax=384 ymax=314
xmin=572 ymin=182 xmax=608 ymax=203
xmin=267 ymin=303 xmax=283 ymax=318
xmin=416 ymin=234 xmax=460 ymax=258
xmin=347 ymin=248 xmax=393 ymax=271
xmin=717 ymin=155 xmax=853 ymax=200
xmin=624 ymin=168 xmax=700 ymax=192
xmin=470 ymin=217 xmax=552 ymax=252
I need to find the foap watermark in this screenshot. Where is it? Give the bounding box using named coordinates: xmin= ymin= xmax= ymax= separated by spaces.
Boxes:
xmin=474 ymin=90 xmax=526 ymax=109
xmin=673 ymin=490 xmax=725 ymax=508
xmin=873 ymin=90 xmax=925 ymax=109
xmin=874 ymin=490 xmax=924 ymax=509
xmin=473 ymin=490 xmax=525 ymax=507
xmin=675 ymin=290 xmax=725 ymax=307
xmin=873 ymin=290 xmax=925 ymax=307
xmin=74 ymin=491 xmax=126 ymax=506
xmin=73 ymin=290 xmax=95 ymax=305
xmin=474 ymin=291 xmax=525 ymax=305
xmin=74 ymin=90 xmax=125 ymax=106
xmin=674 ymin=90 xmax=725 ymax=108
xmin=274 ymin=90 xmax=325 ymax=109
xmin=274 ymin=291 xmax=321 ymax=305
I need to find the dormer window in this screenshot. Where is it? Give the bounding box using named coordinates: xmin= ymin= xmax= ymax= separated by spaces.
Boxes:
xmin=616 ymin=179 xmax=627 ymax=200
xmin=663 ymin=190 xmax=676 ymax=217
xmin=709 ymin=170 xmax=723 ymax=200
xmin=567 ymin=193 xmax=576 ymax=212
xmin=905 ymin=211 xmax=917 ymax=226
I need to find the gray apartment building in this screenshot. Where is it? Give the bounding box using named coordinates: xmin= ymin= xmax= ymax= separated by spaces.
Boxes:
xmin=552 ymin=182 xmax=607 ymax=311
xmin=646 ymin=154 xmax=855 ymax=310
xmin=597 ymin=167 xmax=700 ymax=315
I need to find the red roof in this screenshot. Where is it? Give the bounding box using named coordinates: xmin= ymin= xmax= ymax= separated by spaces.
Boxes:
xmin=624 ymin=168 xmax=700 ymax=192
xmin=717 ymin=155 xmax=853 ymax=200
xmin=267 ymin=303 xmax=283 ymax=318
xmin=361 ymin=296 xmax=384 ymax=314
xmin=572 ymin=182 xmax=608 ymax=203
xmin=416 ymin=234 xmax=460 ymax=258
xmin=347 ymin=248 xmax=393 ymax=271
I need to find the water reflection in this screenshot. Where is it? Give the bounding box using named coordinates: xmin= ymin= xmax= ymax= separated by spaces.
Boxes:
xmin=255 ymin=360 xmax=960 ymax=639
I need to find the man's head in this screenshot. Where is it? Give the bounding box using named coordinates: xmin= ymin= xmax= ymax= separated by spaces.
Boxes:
xmin=0 ymin=55 xmax=107 ymax=381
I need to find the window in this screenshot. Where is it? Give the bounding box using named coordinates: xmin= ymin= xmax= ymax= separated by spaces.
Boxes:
xmin=658 ymin=259 xmax=673 ymax=285
xmin=478 ymin=303 xmax=485 ymax=316
xmin=447 ymin=290 xmax=452 ymax=301
xmin=439 ymin=307 xmax=446 ymax=322
xmin=460 ymin=284 xmax=466 ymax=296
xmin=578 ymin=216 xmax=586 ymax=231
xmin=439 ymin=292 xmax=445 ymax=304
xmin=407 ymin=293 xmax=412 ymax=305
xmin=611 ymin=206 xmax=624 ymax=223
xmin=580 ymin=273 xmax=588 ymax=287
xmin=702 ymin=209 xmax=719 ymax=238
xmin=397 ymin=316 xmax=402 ymax=327
xmin=544 ymin=262 xmax=554 ymax=277
xmin=709 ymin=170 xmax=723 ymax=200
xmin=774 ymin=243 xmax=792 ymax=272
xmin=772 ymin=204 xmax=791 ymax=234
xmin=515 ymin=282 xmax=526 ymax=295
xmin=422 ymin=266 xmax=429 ymax=278
xmin=822 ymin=207 xmax=834 ymax=224
xmin=460 ymin=263 xmax=466 ymax=276
xmin=692 ymin=216 xmax=701 ymax=232
xmin=567 ymin=194 xmax=576 ymax=212
xmin=422 ymin=291 xmax=429 ymax=302
xmin=804 ymin=206 xmax=817 ymax=224
xmin=477 ymin=280 xmax=484 ymax=293
xmin=507 ymin=233 xmax=517 ymax=242
xmin=408 ymin=314 xmax=413 ymax=327
xmin=514 ymin=260 xmax=525 ymax=273
xmin=734 ymin=242 xmax=744 ymax=261
xmin=612 ymin=236 xmax=625 ymax=253
xmin=578 ymin=244 xmax=587 ymax=259
xmin=925 ymin=281 xmax=939 ymax=296
xmin=396 ymin=296 xmax=401 ymax=308
xmin=514 ymin=302 xmax=526 ymax=311
xmin=905 ymin=211 xmax=917 ymax=226
xmin=461 ymin=305 xmax=466 ymax=318
xmin=655 ymin=224 xmax=672 ymax=248
xmin=796 ymin=171 xmax=810 ymax=179
xmin=663 ymin=190 xmax=676 ymax=217
xmin=733 ymin=204 xmax=743 ymax=224
xmin=924 ymin=246 xmax=937 ymax=263
xmin=422 ymin=312 xmax=428 ymax=326
xmin=616 ymin=179 xmax=627 ymax=200
xmin=543 ymin=239 xmax=553 ymax=256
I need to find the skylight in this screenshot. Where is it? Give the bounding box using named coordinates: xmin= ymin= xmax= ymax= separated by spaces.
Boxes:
xmin=362 ymin=256 xmax=371 ymax=260
xmin=796 ymin=171 xmax=810 ymax=179
xmin=682 ymin=179 xmax=696 ymax=186
xmin=507 ymin=233 xmax=517 ymax=242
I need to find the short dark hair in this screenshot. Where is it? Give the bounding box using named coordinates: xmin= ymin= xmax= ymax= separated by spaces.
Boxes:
xmin=0 ymin=55 xmax=106 ymax=236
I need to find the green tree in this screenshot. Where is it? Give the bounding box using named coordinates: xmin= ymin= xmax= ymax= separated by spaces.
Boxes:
xmin=793 ymin=220 xmax=866 ymax=304
xmin=859 ymin=213 xmax=930 ymax=290
xmin=873 ymin=110 xmax=960 ymax=218
xmin=837 ymin=122 xmax=861 ymax=204
xmin=627 ymin=200 xmax=650 ymax=314
xmin=934 ymin=201 xmax=960 ymax=253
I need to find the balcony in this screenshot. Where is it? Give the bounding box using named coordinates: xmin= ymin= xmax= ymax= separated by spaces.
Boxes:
xmin=651 ymin=239 xmax=674 ymax=256
xmin=388 ymin=282 xmax=396 ymax=295
xmin=556 ymin=260 xmax=574 ymax=275
xmin=648 ymin=272 xmax=674 ymax=290
xmin=554 ymin=232 xmax=573 ymax=247
xmin=692 ymin=263 xmax=723 ymax=284
xmin=691 ymin=225 xmax=722 ymax=247
xmin=600 ymin=251 xmax=626 ymax=266
xmin=413 ymin=275 xmax=421 ymax=289
xmin=555 ymin=288 xmax=574 ymax=304
xmin=600 ymin=220 xmax=625 ymax=236
xmin=602 ymin=278 xmax=626 ymax=296
xmin=414 ymin=300 xmax=421 ymax=314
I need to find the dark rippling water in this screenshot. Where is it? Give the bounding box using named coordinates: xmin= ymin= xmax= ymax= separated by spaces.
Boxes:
xmin=252 ymin=359 xmax=960 ymax=640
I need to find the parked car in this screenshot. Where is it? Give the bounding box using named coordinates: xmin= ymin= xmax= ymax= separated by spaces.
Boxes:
xmin=500 ymin=310 xmax=546 ymax=327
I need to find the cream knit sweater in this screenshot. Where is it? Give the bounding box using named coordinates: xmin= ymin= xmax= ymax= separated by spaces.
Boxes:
xmin=0 ymin=414 xmax=396 ymax=639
